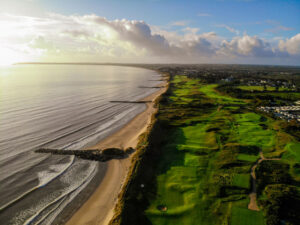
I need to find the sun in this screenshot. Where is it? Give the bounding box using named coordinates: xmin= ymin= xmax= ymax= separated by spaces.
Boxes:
xmin=0 ymin=46 xmax=26 ymax=66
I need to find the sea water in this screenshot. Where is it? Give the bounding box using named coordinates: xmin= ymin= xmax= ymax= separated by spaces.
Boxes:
xmin=0 ymin=64 xmax=161 ymax=224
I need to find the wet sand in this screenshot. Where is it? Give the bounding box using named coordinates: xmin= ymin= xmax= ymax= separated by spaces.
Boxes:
xmin=66 ymin=82 xmax=166 ymax=225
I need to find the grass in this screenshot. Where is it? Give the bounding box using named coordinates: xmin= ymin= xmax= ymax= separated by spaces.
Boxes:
xmin=283 ymin=142 xmax=300 ymax=163
xmin=199 ymin=84 xmax=245 ymax=105
xmin=237 ymin=154 xmax=259 ymax=163
xmin=120 ymin=75 xmax=300 ymax=225
xmin=237 ymin=85 xmax=291 ymax=92
xmin=232 ymin=174 xmax=251 ymax=189
xmin=230 ymin=207 xmax=265 ymax=225
xmin=246 ymin=92 xmax=300 ymax=105
xmin=146 ymin=77 xmax=253 ymax=225
xmin=282 ymin=142 xmax=300 ymax=178
xmin=234 ymin=113 xmax=276 ymax=152
xmin=145 ymin=121 xmax=219 ymax=224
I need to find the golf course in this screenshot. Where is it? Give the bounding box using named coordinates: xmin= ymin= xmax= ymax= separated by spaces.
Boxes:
xmin=113 ymin=74 xmax=300 ymax=225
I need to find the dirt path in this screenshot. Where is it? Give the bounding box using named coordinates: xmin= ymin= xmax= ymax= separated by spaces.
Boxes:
xmin=248 ymin=152 xmax=280 ymax=211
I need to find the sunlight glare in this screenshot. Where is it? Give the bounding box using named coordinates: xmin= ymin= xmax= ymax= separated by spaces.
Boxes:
xmin=0 ymin=47 xmax=24 ymax=66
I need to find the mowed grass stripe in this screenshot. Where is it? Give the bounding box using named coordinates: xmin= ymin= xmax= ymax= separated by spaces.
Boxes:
xmin=231 ymin=207 xmax=265 ymax=225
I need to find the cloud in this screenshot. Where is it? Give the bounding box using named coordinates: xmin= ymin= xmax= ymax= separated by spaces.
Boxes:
xmin=0 ymin=13 xmax=299 ymax=64
xmin=278 ymin=34 xmax=300 ymax=55
xmin=182 ymin=27 xmax=200 ymax=35
xmin=265 ymin=25 xmax=293 ymax=34
xmin=216 ymin=24 xmax=239 ymax=35
xmin=220 ymin=34 xmax=276 ymax=57
xmin=170 ymin=20 xmax=190 ymax=27
xmin=264 ymin=20 xmax=294 ymax=34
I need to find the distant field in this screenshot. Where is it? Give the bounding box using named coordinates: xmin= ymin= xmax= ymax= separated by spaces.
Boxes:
xmin=237 ymin=85 xmax=291 ymax=92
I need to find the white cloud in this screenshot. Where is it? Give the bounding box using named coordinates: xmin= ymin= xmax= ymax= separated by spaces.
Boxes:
xmin=170 ymin=20 xmax=190 ymax=27
xmin=220 ymin=34 xmax=275 ymax=57
xmin=0 ymin=13 xmax=299 ymax=64
xmin=278 ymin=34 xmax=300 ymax=55
xmin=265 ymin=25 xmax=293 ymax=34
xmin=216 ymin=24 xmax=240 ymax=35
xmin=265 ymin=20 xmax=294 ymax=34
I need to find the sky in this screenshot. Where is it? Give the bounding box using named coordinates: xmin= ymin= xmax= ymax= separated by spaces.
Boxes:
xmin=0 ymin=0 xmax=299 ymax=65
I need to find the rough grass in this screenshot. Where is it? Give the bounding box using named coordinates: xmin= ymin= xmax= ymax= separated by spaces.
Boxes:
xmin=250 ymin=92 xmax=300 ymax=102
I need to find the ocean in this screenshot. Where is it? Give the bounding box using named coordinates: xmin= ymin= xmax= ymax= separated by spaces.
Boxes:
xmin=0 ymin=64 xmax=161 ymax=225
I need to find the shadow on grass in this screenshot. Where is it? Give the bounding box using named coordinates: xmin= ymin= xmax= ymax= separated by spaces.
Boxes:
xmin=120 ymin=122 xmax=186 ymax=225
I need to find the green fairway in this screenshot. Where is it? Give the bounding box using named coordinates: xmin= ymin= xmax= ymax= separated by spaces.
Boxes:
xmin=283 ymin=142 xmax=300 ymax=163
xmin=237 ymin=154 xmax=259 ymax=162
xmin=231 ymin=207 xmax=265 ymax=225
xmin=145 ymin=121 xmax=220 ymax=224
xmin=232 ymin=174 xmax=251 ymax=189
xmin=199 ymin=84 xmax=245 ymax=105
xmin=282 ymin=142 xmax=300 ymax=178
xmin=234 ymin=113 xmax=276 ymax=152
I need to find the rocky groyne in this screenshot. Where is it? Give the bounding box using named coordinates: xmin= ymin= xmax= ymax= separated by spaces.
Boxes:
xmin=35 ymin=147 xmax=134 ymax=161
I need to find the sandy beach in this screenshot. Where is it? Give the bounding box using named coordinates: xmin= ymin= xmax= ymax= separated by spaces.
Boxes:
xmin=66 ymin=80 xmax=166 ymax=225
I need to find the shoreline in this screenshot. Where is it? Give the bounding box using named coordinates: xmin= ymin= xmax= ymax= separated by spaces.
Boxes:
xmin=65 ymin=76 xmax=167 ymax=225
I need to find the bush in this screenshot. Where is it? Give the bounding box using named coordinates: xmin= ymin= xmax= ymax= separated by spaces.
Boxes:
xmin=260 ymin=184 xmax=300 ymax=225
xmin=256 ymin=161 xmax=292 ymax=194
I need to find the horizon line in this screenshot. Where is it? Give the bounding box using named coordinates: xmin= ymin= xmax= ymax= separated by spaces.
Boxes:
xmin=14 ymin=62 xmax=300 ymax=68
